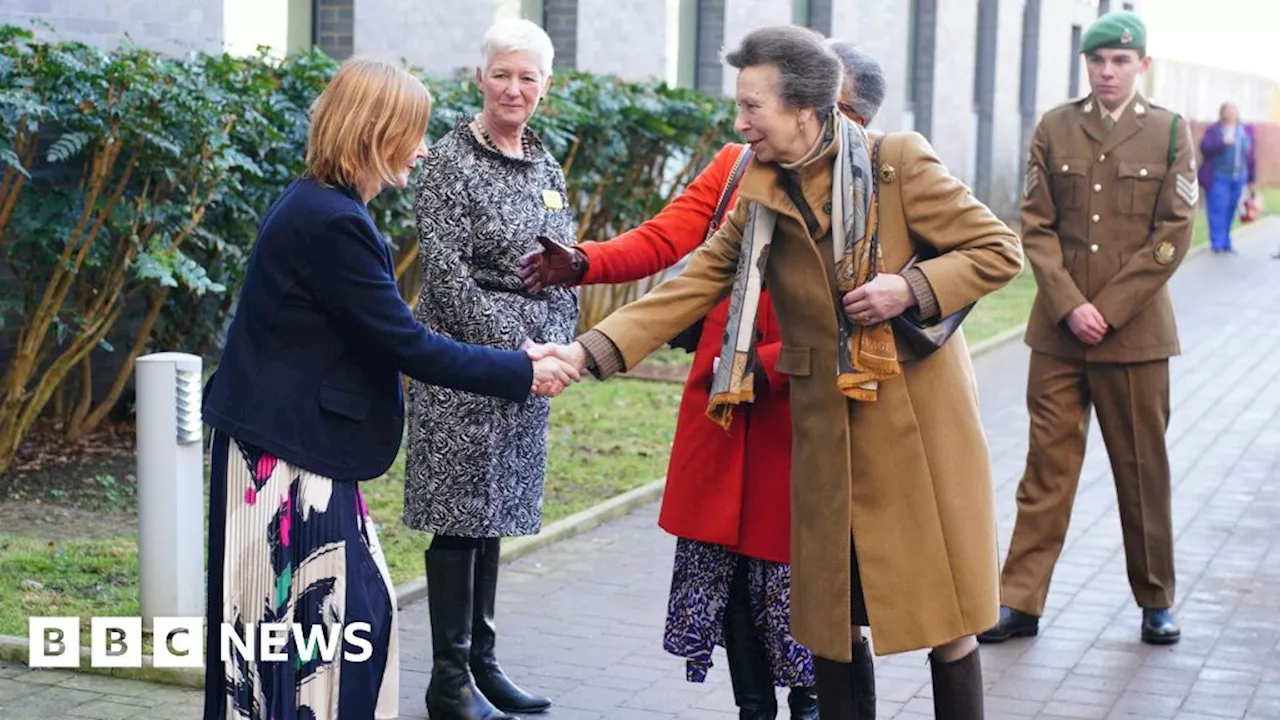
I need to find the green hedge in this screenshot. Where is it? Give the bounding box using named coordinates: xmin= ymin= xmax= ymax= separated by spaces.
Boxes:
xmin=0 ymin=26 xmax=737 ymax=474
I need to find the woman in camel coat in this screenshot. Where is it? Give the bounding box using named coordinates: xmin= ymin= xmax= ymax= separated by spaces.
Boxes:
xmin=543 ymin=26 xmax=1022 ymax=719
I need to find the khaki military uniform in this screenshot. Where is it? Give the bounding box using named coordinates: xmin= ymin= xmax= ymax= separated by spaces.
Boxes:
xmin=1001 ymin=92 xmax=1197 ymax=615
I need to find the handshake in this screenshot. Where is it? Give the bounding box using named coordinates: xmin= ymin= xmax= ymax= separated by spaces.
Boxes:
xmin=523 ymin=340 xmax=589 ymax=397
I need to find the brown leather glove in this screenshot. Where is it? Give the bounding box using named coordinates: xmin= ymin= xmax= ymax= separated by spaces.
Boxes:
xmin=518 ymin=235 xmax=588 ymax=295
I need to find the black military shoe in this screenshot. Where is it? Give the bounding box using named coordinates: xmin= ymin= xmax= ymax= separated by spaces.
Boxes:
xmin=1141 ymin=609 xmax=1181 ymax=645
xmin=976 ymin=606 xmax=1039 ymax=644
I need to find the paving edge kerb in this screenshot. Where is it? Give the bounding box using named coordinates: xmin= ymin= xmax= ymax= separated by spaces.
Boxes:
xmin=5 ymin=215 xmax=1276 ymax=687
xmin=0 ymin=478 xmax=670 ymax=690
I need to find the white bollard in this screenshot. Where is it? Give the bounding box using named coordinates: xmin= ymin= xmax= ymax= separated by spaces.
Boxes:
xmin=135 ymin=352 xmax=206 ymax=631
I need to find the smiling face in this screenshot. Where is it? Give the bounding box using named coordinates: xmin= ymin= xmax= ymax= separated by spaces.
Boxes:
xmin=732 ymin=64 xmax=816 ymax=164
xmin=476 ymin=50 xmax=550 ymax=131
xmin=1085 ymin=48 xmax=1150 ymax=109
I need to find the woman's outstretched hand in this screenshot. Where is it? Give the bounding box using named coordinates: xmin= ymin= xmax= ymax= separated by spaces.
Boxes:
xmin=524 ymin=341 xmax=586 ymax=397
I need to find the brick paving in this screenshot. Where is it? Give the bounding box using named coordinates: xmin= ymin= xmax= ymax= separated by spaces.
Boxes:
xmin=3 ymin=222 xmax=1278 ymax=718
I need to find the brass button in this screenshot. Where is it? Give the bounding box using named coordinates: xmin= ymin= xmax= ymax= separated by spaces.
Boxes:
xmin=1061 ymin=164 xmax=1070 ymax=172
xmin=1094 ymin=183 xmax=1102 ymax=192
xmin=1099 ymin=153 xmax=1107 ymax=162
xmin=1090 ymin=244 xmax=1099 ymax=253
xmin=1139 ymin=168 xmax=1149 ymax=177
xmin=1092 ymin=214 xmax=1100 ymax=223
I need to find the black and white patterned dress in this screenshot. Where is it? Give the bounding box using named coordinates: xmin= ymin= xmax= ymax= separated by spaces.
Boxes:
xmin=404 ymin=117 xmax=578 ymax=538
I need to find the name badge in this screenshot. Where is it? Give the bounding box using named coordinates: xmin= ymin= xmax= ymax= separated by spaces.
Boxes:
xmin=541 ymin=189 xmax=564 ymax=210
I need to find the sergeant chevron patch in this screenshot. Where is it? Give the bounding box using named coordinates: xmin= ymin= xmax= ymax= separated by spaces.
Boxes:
xmin=1024 ymin=165 xmax=1041 ymax=198
xmin=1175 ymin=174 xmax=1199 ymax=206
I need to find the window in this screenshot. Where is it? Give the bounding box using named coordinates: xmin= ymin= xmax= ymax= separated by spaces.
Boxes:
xmin=792 ymin=0 xmax=811 ymax=27
xmin=676 ymin=0 xmax=698 ymax=89
xmin=905 ymin=0 xmax=936 ymax=137
xmin=522 ymin=0 xmax=545 ymax=25
xmin=1069 ymin=24 xmax=1082 ymax=96
xmin=286 ymin=0 xmax=313 ymax=53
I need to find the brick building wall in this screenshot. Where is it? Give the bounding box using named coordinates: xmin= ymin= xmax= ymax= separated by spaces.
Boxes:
xmin=719 ymin=0 xmax=790 ymax=96
xmin=353 ymin=0 xmax=498 ymax=78
xmin=990 ymin=0 xmax=1030 ymax=217
xmin=830 ymin=0 xmax=910 ymax=133
xmin=0 ymin=0 xmax=222 ymax=55
xmin=929 ymin=0 xmax=980 ymax=186
xmin=575 ymin=0 xmax=668 ymax=81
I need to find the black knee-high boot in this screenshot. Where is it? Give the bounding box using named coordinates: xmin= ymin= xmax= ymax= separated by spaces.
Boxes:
xmin=928 ymin=646 xmax=983 ymax=720
xmin=724 ymin=559 xmax=779 ymax=720
xmin=813 ymin=638 xmax=877 ymax=719
xmin=424 ymin=541 xmax=513 ymax=720
xmin=471 ymin=537 xmax=551 ymax=713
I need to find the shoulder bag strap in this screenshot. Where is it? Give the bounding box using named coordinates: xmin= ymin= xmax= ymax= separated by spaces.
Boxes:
xmin=705 ymin=145 xmax=754 ymax=240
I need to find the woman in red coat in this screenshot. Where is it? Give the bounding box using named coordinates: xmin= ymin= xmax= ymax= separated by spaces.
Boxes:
xmin=519 ymin=42 xmax=885 ymax=719
xmin=523 ymin=141 xmax=820 ymax=719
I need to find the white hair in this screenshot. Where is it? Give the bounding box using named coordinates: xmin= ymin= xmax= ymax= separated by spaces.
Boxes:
xmin=481 ymin=19 xmax=555 ymax=79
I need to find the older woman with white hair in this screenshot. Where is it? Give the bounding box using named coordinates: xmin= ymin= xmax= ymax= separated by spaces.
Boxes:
xmin=407 ymin=18 xmax=577 ymax=720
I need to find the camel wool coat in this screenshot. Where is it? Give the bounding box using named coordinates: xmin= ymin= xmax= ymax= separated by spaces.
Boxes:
xmin=585 ymin=129 xmax=1023 ymax=660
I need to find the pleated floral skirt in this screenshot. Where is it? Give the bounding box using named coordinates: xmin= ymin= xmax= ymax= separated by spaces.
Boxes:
xmin=663 ymin=538 xmax=815 ymax=687
xmin=203 ymin=430 xmax=400 ymax=720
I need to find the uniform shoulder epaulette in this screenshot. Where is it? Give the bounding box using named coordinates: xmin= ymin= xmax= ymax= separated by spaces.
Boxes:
xmin=1062 ymin=94 xmax=1091 ymax=110
xmin=1043 ymin=96 xmax=1085 ymax=118
xmin=1141 ymin=98 xmax=1178 ymax=117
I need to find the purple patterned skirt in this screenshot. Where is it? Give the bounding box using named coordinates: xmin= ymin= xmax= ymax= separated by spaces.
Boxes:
xmin=662 ymin=538 xmax=815 ymax=686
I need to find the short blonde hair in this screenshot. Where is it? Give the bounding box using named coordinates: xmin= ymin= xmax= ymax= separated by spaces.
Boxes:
xmin=306 ymin=57 xmax=433 ymax=190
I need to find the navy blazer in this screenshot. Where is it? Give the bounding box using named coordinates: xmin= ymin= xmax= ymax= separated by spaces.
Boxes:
xmin=203 ymin=177 xmax=534 ymax=482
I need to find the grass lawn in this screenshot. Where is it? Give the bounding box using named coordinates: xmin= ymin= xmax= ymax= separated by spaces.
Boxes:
xmin=0 ymin=378 xmax=683 ymax=640
xmin=3 ymin=186 xmax=1277 ymax=643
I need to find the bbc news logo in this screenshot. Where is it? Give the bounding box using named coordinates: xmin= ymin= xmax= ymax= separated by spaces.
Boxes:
xmin=28 ymin=617 xmax=374 ymax=668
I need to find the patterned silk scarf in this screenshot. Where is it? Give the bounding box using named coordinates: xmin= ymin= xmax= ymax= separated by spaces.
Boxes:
xmin=707 ymin=115 xmax=900 ymax=430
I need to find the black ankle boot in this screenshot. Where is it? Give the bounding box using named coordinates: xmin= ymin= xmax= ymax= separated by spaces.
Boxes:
xmin=470 ymin=538 xmax=551 ymax=713
xmin=813 ymin=640 xmax=876 ymax=720
xmin=929 ymin=647 xmax=984 ymax=720
xmin=787 ymin=686 xmax=819 ymax=720
xmin=424 ymin=546 xmax=514 ymax=720
xmin=724 ymin=563 xmax=778 ymax=720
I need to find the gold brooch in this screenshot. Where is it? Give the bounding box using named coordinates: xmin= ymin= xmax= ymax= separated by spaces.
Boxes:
xmin=879 ymin=164 xmax=897 ymax=184
xmin=1154 ymin=240 xmax=1177 ymax=265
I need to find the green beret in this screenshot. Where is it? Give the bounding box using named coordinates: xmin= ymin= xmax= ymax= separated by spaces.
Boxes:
xmin=1080 ymin=11 xmax=1147 ymax=54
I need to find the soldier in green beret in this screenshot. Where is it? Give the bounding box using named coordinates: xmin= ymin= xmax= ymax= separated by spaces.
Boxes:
xmin=979 ymin=10 xmax=1196 ymax=647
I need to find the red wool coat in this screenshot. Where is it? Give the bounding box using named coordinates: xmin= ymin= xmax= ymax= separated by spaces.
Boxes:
xmin=577 ymin=143 xmax=793 ymax=564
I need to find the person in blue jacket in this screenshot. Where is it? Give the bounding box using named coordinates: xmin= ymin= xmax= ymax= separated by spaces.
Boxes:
xmin=1199 ymin=102 xmax=1257 ymax=255
xmin=199 ymin=57 xmax=579 ymax=720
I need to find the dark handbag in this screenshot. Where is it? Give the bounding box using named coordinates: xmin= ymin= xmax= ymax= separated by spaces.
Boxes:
xmin=666 ymin=146 xmax=755 ymax=352
xmin=868 ymin=135 xmax=975 ymax=357
xmin=891 ymin=251 xmax=974 ymax=357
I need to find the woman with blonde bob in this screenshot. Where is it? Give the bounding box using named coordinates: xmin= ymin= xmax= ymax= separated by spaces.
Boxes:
xmin=201 ymin=57 xmax=577 ymax=720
